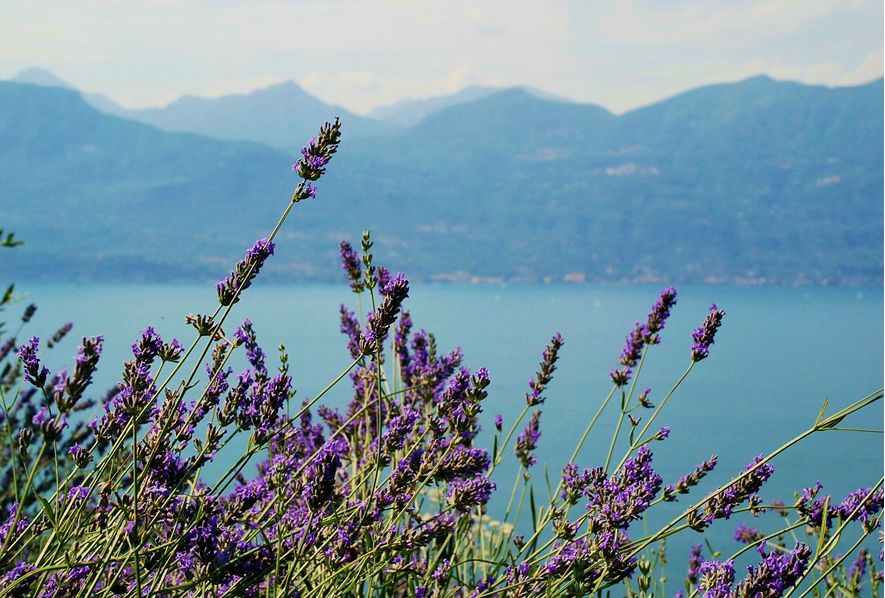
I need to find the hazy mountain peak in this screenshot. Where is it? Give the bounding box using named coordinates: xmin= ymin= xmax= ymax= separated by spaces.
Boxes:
xmin=368 ymin=84 xmax=580 ymax=128
xmin=261 ymin=79 xmax=307 ymax=93
xmin=368 ymin=85 xmax=500 ymax=127
xmin=10 ymin=67 xmax=127 ymax=117
xmin=126 ymin=77 xmax=387 ymax=149
xmin=514 ymin=85 xmax=573 ymax=103
xmin=12 ymin=67 xmax=72 ymax=89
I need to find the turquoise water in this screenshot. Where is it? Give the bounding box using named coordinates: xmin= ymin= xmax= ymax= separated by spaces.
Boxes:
xmin=13 ymin=282 xmax=884 ymax=581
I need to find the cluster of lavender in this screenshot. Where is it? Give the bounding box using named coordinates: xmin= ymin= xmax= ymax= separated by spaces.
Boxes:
xmin=0 ymin=298 xmax=100 ymax=517
xmin=0 ymin=122 xmax=880 ymax=597
xmin=691 ymin=543 xmax=812 ymax=597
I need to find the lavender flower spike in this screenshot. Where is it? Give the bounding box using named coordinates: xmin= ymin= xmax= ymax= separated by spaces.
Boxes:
xmin=359 ymin=273 xmax=410 ymax=354
xmin=645 ymin=286 xmax=678 ymax=341
xmin=526 ymin=332 xmax=564 ymax=406
xmin=691 ymin=304 xmax=725 ymax=362
xmin=339 ymin=240 xmax=364 ymax=293
xmin=688 ymin=455 xmax=773 ymax=530
xmin=687 ymin=544 xmax=703 ymax=583
xmin=733 ymin=543 xmax=811 ymax=596
xmin=18 ymin=337 xmax=49 ymax=387
xmin=292 ymin=118 xmax=342 ymax=184
xmin=59 ymin=335 xmax=104 ymax=411
xmin=446 ymin=475 xmax=495 ymax=512
xmin=610 ymin=288 xmax=677 ymax=387
xmin=698 ymin=560 xmax=735 ymax=598
xmin=217 ymin=238 xmax=276 ymax=306
xmin=515 ymin=410 xmax=542 ymax=468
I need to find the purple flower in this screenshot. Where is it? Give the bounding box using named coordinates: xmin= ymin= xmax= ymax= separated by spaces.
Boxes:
xmin=436 ymin=368 xmax=490 ymax=440
xmin=431 ymin=559 xmax=451 ymax=582
xmin=663 ymin=455 xmax=718 ymax=501
xmin=699 ymin=560 xmax=735 ymax=597
xmin=610 ymin=288 xmax=678 ymax=386
xmin=375 ymin=266 xmax=392 ymax=294
xmin=515 ymin=410 xmax=542 ymax=468
xmin=637 ymin=387 xmax=653 ymax=408
xmin=382 ymin=408 xmax=420 ymax=455
xmin=379 ymin=513 xmax=456 ymax=551
xmin=292 ymin=118 xmax=341 ymax=182
xmin=794 ymin=482 xmax=830 ymax=527
xmin=645 ymin=287 xmax=678 ymax=339
xmin=561 ymin=463 xmax=594 ymax=505
xmin=733 ymin=523 xmax=763 ymax=544
xmin=393 ymin=309 xmax=412 ymax=370
xmin=0 ymin=561 xmax=35 ymax=592
xmin=836 ymin=487 xmax=884 ymax=526
xmin=21 ymin=303 xmax=36 ymax=323
xmin=303 ymin=438 xmax=348 ymax=511
xmin=18 ymin=336 xmax=49 ymax=387
xmin=526 ymin=332 xmax=564 ymax=405
xmin=158 ymin=338 xmax=183 ymax=362
xmin=541 ymin=530 xmax=637 ymax=585
xmin=691 ymin=304 xmax=725 ymax=362
xmin=188 ymin=365 xmax=231 ymax=433
xmin=338 ymin=306 xmax=362 ymax=360
xmin=433 ymin=444 xmax=491 ymax=482
xmin=849 ymin=548 xmax=869 ymax=592
xmin=66 ymin=485 xmax=90 ymax=505
xmin=609 ymin=367 xmax=631 ymax=387
xmin=359 ymin=273 xmax=409 ymax=354
xmin=689 ymin=455 xmax=773 ymax=530
xmin=235 ymin=319 xmax=267 ymax=376
xmin=797 ymin=484 xmax=885 ymax=531
xmin=619 ymin=323 xmax=647 ymax=368
xmin=339 ymin=240 xmax=364 ymax=293
xmin=292 ymin=181 xmax=318 ymax=201
xmin=0 ymin=336 xmax=17 ymax=362
xmin=610 ymin=325 xmax=645 ymax=387
xmin=377 ymin=450 xmax=423 ymax=509
xmin=131 ymin=326 xmax=163 ymax=363
xmin=68 ymin=442 xmax=92 ymax=468
xmin=446 ymin=476 xmax=495 ymax=512
xmin=586 ymin=445 xmax=662 ymax=529
xmin=501 ymin=562 xmax=540 ymax=594
xmin=470 ymin=575 xmax=497 ymax=597
xmin=58 ymin=335 xmax=104 ymax=410
xmin=494 ymin=414 xmax=503 ymax=431
xmin=33 ymin=407 xmax=67 ymax=441
xmin=687 ymin=544 xmax=703 ymax=583
xmin=47 ymin=322 xmax=73 ymax=348
xmin=0 ymin=504 xmax=29 ymax=551
xmin=733 ymin=543 xmax=811 ymax=596
xmin=217 ymin=238 xmax=276 ymax=306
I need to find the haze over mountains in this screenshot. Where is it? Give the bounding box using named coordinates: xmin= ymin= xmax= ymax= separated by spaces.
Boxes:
xmin=2 ymin=68 xmax=882 ymax=286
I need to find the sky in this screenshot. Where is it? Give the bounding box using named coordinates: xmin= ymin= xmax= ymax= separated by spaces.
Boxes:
xmin=1 ymin=0 xmax=882 ymax=115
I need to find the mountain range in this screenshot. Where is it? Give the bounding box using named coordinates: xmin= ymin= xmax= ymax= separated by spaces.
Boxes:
xmin=1 ymin=68 xmax=882 ymax=286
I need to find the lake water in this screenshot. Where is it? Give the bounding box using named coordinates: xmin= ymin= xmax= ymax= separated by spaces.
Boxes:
xmin=11 ymin=281 xmax=884 ymax=581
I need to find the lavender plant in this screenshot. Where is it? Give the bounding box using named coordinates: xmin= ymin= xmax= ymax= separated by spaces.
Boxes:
xmin=0 ymin=122 xmax=881 ymax=597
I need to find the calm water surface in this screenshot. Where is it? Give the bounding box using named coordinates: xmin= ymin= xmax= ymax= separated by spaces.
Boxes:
xmin=17 ymin=281 xmax=884 ymax=579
